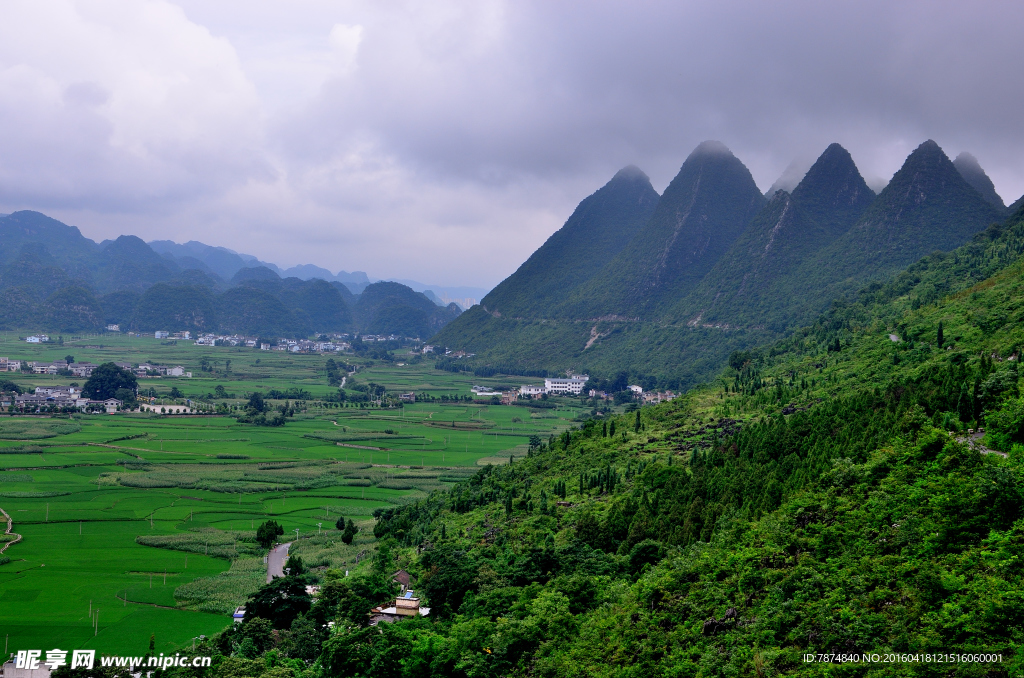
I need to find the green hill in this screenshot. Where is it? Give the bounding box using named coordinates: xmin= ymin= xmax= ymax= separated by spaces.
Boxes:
xmin=355 ymin=282 xmax=461 ymax=339
xmin=212 ymin=201 xmax=1024 ymax=678
xmin=481 ymin=166 xmax=659 ymax=318
xmin=562 ymin=141 xmax=766 ymax=320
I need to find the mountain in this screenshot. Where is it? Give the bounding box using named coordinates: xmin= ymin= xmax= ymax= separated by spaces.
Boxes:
xmin=0 ymin=211 xmax=460 ymax=338
xmin=792 ymin=140 xmax=1004 ymax=301
xmin=354 ymin=282 xmax=461 ymax=339
xmin=433 ymin=140 xmax=1006 ymax=391
xmin=953 ymin=151 xmax=1004 ymax=209
xmin=562 ymin=141 xmax=766 ymax=319
xmin=149 ymin=240 xmax=251 ymax=281
xmin=479 ymin=166 xmax=659 ymax=318
xmin=673 ymin=143 xmax=874 ymax=330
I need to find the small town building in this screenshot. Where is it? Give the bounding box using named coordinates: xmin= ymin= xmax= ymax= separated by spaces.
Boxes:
xmin=545 ymin=375 xmax=589 ymax=395
xmin=369 ymin=590 xmax=430 ymax=626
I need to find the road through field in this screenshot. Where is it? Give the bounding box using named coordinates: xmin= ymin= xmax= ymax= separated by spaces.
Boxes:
xmin=0 ymin=505 xmax=23 ymax=554
xmin=267 ymin=542 xmax=291 ymax=582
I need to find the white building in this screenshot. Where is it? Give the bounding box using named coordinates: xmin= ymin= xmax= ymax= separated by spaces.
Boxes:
xmin=25 ymin=335 xmax=48 ymax=343
xmin=166 ymin=366 xmax=186 ymax=377
xmin=544 ymin=375 xmax=589 ymax=395
xmin=106 ymin=324 xmax=120 ymax=332
xmin=155 ymin=331 xmax=169 ymax=339
xmin=520 ymin=385 xmax=545 ymax=398
xmin=628 ymin=385 xmax=644 ymax=395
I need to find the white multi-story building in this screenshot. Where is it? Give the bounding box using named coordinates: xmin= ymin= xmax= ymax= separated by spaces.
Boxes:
xmin=544 ymin=375 xmax=589 ymax=395
xmin=520 ymin=385 xmax=545 ymax=398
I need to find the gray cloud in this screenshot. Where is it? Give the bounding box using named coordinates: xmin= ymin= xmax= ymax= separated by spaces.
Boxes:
xmin=2 ymin=0 xmax=1023 ymax=287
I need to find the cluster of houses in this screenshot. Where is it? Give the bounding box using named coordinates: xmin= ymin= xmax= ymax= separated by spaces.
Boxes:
xmin=468 ymin=375 xmax=678 ymax=405
xmin=0 ymin=385 xmax=122 ymax=413
xmin=471 ymin=375 xmax=591 ymax=403
xmin=0 ymin=358 xmax=190 ymax=379
xmin=191 ymin=333 xmax=352 ymax=353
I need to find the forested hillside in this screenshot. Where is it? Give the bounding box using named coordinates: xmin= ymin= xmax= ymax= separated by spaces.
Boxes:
xmin=434 ymin=140 xmax=1012 ymax=391
xmin=201 ymin=201 xmax=1024 ymax=677
xmin=0 ymin=211 xmax=456 ymax=337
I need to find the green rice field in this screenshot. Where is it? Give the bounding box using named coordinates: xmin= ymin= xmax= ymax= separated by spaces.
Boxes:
xmin=0 ymin=334 xmax=591 ymax=655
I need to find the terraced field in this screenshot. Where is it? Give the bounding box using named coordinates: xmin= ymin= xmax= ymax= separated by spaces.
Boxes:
xmin=0 ymin=337 xmax=592 ymax=654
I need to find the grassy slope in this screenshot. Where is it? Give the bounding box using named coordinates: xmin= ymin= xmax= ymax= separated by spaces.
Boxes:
xmin=346 ymin=206 xmax=1024 ymax=677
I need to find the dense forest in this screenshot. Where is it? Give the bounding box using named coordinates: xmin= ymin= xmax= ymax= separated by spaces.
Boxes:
xmin=155 ymin=202 xmax=1024 ymax=677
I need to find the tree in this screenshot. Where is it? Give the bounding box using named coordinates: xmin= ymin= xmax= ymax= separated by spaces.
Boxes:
xmin=114 ymin=387 xmax=137 ymax=408
xmin=335 ymin=515 xmax=346 ymax=531
xmin=64 ymin=355 xmax=74 ymax=364
xmin=169 ymin=386 xmax=183 ymax=399
xmin=247 ymin=392 xmax=267 ymax=413
xmin=419 ymin=543 xmax=477 ymax=617
xmin=342 ymin=519 xmax=358 ymax=545
xmin=284 ymin=554 xmax=305 ymax=576
xmin=83 ymin=363 xmax=137 ymax=400
xmin=0 ymin=380 xmax=22 ymax=394
xmin=937 ymin=320 xmax=944 ymax=348
xmin=256 ymin=520 xmax=284 ymax=548
xmin=244 ymin=577 xmax=312 ymax=629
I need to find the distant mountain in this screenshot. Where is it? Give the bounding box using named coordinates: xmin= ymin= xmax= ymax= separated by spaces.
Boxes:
xmin=562 ymin=141 xmax=766 ymax=319
xmin=149 ymin=239 xmax=372 ymax=288
xmin=952 ymin=152 xmax=1004 ymax=209
xmin=0 ymin=211 xmax=461 ymax=338
xmin=480 ymin=165 xmax=659 ymax=318
xmin=355 ymin=282 xmax=461 ymax=340
xmin=674 ymin=143 xmax=874 ymax=330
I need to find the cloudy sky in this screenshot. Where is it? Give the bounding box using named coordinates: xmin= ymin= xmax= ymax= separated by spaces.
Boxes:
xmin=1 ymin=1 xmax=1023 ymax=288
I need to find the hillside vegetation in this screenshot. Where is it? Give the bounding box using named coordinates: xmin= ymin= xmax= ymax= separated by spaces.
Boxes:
xmin=186 ymin=203 xmax=1024 ymax=677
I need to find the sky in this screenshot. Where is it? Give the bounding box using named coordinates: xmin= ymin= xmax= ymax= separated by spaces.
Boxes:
xmin=1 ymin=1 xmax=1023 ymax=289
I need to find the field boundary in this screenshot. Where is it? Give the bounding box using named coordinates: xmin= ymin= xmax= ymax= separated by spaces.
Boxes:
xmin=0 ymin=505 xmax=23 ymax=555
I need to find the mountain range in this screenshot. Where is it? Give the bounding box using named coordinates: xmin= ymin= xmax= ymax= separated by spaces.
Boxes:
xmin=0 ymin=211 xmax=461 ymax=338
xmin=433 ymin=139 xmax=1012 ymax=388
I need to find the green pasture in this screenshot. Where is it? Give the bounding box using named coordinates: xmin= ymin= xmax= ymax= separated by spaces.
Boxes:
xmin=0 ymin=339 xmax=593 ymax=654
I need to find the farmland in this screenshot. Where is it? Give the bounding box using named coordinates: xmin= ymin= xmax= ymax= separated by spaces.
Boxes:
xmin=0 ymin=334 xmax=593 ymax=654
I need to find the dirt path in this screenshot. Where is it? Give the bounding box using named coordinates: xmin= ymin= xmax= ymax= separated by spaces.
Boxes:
xmin=0 ymin=506 xmax=23 ymax=555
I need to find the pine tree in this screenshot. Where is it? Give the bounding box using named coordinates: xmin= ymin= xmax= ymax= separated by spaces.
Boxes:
xmin=937 ymin=321 xmax=944 ymax=348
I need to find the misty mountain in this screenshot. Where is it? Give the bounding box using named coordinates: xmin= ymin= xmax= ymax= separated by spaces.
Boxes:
xmin=480 ymin=165 xmax=659 ymax=318
xmin=673 ymin=143 xmax=874 ymax=330
xmin=433 ymin=139 xmax=1006 ymax=391
xmin=0 ymin=211 xmax=458 ymax=338
xmin=953 ymin=151 xmax=1005 ymax=210
xmin=561 ymin=141 xmax=766 ymax=319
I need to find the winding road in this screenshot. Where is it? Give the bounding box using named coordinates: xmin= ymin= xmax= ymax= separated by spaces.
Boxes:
xmin=0 ymin=506 xmax=22 ymax=555
xmin=266 ymin=541 xmax=291 ymax=583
